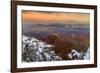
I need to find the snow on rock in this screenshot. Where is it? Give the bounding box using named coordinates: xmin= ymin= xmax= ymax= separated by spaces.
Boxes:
xmin=22 ymin=35 xmax=62 ymax=62
xmin=68 ymin=49 xmax=81 ymax=60
xmin=67 ymin=48 xmax=90 ymax=60
xmin=22 ymin=35 xmax=90 ymax=62
xmin=83 ymin=47 xmax=90 ymax=60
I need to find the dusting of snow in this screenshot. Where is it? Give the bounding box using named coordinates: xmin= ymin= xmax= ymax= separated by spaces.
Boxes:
xmin=22 ymin=35 xmax=62 ymax=62
xmin=83 ymin=47 xmax=90 ymax=60
xmin=22 ymin=35 xmax=90 ymax=62
xmin=67 ymin=48 xmax=90 ymax=60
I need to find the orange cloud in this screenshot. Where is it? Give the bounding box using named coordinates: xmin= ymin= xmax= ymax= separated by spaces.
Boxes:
xmin=22 ymin=11 xmax=90 ymax=24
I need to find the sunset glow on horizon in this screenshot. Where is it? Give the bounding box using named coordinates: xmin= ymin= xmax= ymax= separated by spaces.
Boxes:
xmin=22 ymin=11 xmax=90 ymax=25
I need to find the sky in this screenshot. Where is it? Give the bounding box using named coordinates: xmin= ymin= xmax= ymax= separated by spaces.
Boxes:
xmin=22 ymin=11 xmax=90 ymax=25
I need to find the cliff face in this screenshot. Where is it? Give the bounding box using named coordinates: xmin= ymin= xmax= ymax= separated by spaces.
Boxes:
xmin=22 ymin=35 xmax=62 ymax=62
xmin=41 ymin=34 xmax=89 ymax=60
xmin=22 ymin=35 xmax=90 ymax=62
